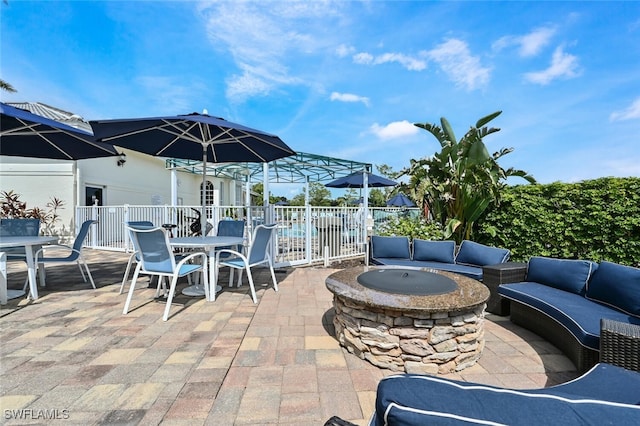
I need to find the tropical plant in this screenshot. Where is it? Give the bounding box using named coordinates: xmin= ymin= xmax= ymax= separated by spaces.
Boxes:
xmin=0 ymin=190 xmax=66 ymax=235
xmin=400 ymin=111 xmax=536 ymax=243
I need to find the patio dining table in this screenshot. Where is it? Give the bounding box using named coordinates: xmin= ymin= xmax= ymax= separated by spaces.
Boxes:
xmin=170 ymin=236 xmax=244 ymax=299
xmin=0 ymin=235 xmax=58 ymax=301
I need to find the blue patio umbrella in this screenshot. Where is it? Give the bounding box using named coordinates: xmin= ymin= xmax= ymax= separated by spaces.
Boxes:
xmin=0 ymin=102 xmax=118 ymax=160
xmin=90 ymin=112 xmax=295 ymax=235
xmin=325 ymin=171 xmax=397 ymax=188
xmin=387 ymin=193 xmax=416 ymax=207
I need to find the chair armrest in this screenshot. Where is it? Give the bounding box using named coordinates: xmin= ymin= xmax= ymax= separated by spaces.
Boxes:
xmin=35 ymin=244 xmax=77 ymax=260
xmin=600 ymin=318 xmax=640 ymax=372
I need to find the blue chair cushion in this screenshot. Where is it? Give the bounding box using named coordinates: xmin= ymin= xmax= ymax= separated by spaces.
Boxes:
xmin=526 ymin=256 xmax=597 ymax=295
xmin=586 ymin=261 xmax=640 ymax=318
xmin=371 ymin=373 xmax=640 ymax=426
xmin=455 ymin=240 xmax=510 ymax=267
xmin=371 ymin=236 xmax=410 ymax=259
xmin=412 ymin=239 xmax=456 ymax=263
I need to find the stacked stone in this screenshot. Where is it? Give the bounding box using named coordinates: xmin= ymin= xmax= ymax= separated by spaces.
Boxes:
xmin=333 ymin=295 xmax=485 ymax=374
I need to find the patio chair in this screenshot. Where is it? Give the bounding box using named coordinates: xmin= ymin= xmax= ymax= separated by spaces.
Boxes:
xmin=215 ymin=219 xmax=245 ymax=258
xmin=215 ymin=224 xmax=278 ymax=303
xmin=34 ymin=220 xmax=97 ymax=290
xmin=0 ymin=218 xmax=41 ymax=259
xmin=119 ymin=221 xmax=154 ymax=294
xmin=124 ymin=225 xmax=208 ymax=321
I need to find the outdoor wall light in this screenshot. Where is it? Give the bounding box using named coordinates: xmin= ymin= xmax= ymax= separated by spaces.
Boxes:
xmin=117 ymin=152 xmax=127 ymax=167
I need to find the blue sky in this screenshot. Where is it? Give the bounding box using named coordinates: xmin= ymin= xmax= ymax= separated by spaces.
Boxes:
xmin=2 ymin=1 xmax=640 ymax=196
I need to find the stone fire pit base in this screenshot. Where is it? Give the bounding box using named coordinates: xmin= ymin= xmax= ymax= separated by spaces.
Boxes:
xmin=332 ymin=295 xmax=485 ymax=374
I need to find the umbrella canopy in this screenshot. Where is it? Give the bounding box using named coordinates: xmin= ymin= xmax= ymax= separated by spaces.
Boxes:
xmin=0 ymin=102 xmax=118 ymax=160
xmin=387 ymin=193 xmax=416 ymax=207
xmin=325 ymin=171 xmax=397 ymax=188
xmin=90 ymin=112 xmax=295 ymax=235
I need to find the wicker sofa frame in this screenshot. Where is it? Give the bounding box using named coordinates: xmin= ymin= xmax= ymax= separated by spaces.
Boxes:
xmin=509 ymin=302 xmax=600 ymax=372
xmin=601 ymin=318 xmax=640 ymax=372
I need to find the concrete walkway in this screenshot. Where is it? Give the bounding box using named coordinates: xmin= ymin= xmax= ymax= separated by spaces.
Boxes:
xmin=0 ymin=250 xmax=578 ymax=425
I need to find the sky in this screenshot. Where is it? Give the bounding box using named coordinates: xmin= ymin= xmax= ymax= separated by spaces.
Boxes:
xmin=2 ymin=0 xmax=640 ymax=197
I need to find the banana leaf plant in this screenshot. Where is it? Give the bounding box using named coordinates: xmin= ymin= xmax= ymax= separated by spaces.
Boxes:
xmin=400 ymin=111 xmax=536 ymax=243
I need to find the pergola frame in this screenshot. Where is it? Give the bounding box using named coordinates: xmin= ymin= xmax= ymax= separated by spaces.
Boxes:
xmin=165 ymin=151 xmax=372 ymax=185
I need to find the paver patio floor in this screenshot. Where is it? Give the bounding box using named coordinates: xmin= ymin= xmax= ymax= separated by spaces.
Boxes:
xmin=0 ymin=249 xmax=578 ymax=425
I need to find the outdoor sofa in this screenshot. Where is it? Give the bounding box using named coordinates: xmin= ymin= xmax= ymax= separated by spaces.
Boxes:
xmin=369 ymin=236 xmax=511 ymax=281
xmin=498 ymin=257 xmax=640 ymax=372
xmin=366 ymin=362 xmax=640 ymax=425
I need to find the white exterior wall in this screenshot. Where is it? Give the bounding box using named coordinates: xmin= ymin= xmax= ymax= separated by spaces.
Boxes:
xmin=1 ymin=150 xmax=235 ymax=235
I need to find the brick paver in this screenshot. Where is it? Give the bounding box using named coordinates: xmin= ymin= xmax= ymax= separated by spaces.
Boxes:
xmin=0 ymin=249 xmax=578 ymax=425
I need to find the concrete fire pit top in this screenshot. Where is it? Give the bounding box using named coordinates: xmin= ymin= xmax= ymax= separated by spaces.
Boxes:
xmin=326 ymin=266 xmax=489 ymax=314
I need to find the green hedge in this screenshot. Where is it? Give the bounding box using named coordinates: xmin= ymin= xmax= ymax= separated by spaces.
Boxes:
xmin=475 ymin=177 xmax=640 ymax=267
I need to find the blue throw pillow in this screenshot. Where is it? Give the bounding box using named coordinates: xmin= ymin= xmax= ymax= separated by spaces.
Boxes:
xmin=371 ymin=236 xmax=410 ymax=259
xmin=526 ymin=257 xmax=597 ymax=295
xmin=455 ymin=240 xmax=510 ymax=266
xmin=412 ymin=239 xmax=456 ymax=263
xmin=586 ymin=261 xmax=640 ymax=318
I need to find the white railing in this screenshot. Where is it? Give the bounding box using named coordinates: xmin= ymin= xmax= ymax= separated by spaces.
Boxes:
xmin=76 ymin=204 xmax=418 ymax=267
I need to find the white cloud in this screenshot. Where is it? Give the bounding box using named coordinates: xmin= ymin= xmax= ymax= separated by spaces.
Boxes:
xmin=493 ymin=26 xmax=556 ymax=57
xmin=336 ymin=44 xmax=355 ymax=58
xmin=353 ymin=51 xmax=426 ymax=71
xmin=369 ymin=120 xmax=419 ymax=140
xmin=426 ymin=39 xmax=491 ymax=90
xmin=610 ymin=97 xmax=640 ymax=121
xmin=330 ymin=92 xmax=370 ymax=106
xmin=524 ymin=45 xmax=581 ymax=85
xmin=199 ymin=1 xmax=343 ymax=103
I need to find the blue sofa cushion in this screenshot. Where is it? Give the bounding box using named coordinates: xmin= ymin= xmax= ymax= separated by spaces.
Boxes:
xmin=371 ymin=373 xmax=640 ymax=426
xmin=412 ymin=239 xmax=456 ymax=263
xmin=526 ymin=256 xmax=597 ymax=295
xmin=370 ymin=258 xmax=483 ymax=280
xmin=370 ymin=236 xmax=410 ymax=259
xmin=455 ymin=240 xmax=510 ymax=267
xmin=586 ymin=261 xmax=640 ymax=318
xmin=498 ymin=282 xmax=640 ymax=350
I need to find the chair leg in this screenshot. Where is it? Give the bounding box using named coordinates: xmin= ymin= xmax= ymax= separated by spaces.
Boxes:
xmin=269 ymin=262 xmax=278 ymax=292
xmin=77 ymin=260 xmax=88 ymax=282
xmin=228 ymin=267 xmax=235 ymax=288
xmin=162 ymin=275 xmax=180 ymax=321
xmin=245 ymin=266 xmax=257 ymax=304
xmin=123 ymin=265 xmax=141 ymax=315
xmin=119 ymin=253 xmax=136 ymax=294
xmin=82 ymin=259 xmax=96 ymax=289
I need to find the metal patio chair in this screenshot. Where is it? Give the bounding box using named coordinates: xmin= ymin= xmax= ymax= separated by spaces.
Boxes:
xmin=34 ymin=219 xmax=97 ymax=290
xmin=124 ymin=225 xmax=208 ymax=321
xmin=215 ymin=224 xmax=278 ymax=304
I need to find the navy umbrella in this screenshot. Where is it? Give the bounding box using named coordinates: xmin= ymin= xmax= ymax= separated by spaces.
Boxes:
xmin=325 ymin=171 xmax=397 ymax=188
xmin=387 ymin=193 xmax=416 ymax=207
xmin=90 ymin=112 xmax=295 ymax=235
xmin=0 ymin=102 xmax=118 ymax=159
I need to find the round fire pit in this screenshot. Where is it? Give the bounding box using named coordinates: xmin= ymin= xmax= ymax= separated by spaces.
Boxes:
xmin=326 ymin=266 xmax=489 ymax=374
xmin=357 ymin=269 xmax=458 ymax=296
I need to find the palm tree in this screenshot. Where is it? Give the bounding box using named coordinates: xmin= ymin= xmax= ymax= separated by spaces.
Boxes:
xmin=400 ymin=111 xmax=536 ymax=242
xmin=1 ymin=79 xmax=16 ymax=92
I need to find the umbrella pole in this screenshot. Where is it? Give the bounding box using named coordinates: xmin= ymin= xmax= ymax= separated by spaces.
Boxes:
xmin=201 ymin=144 xmax=207 ymax=238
